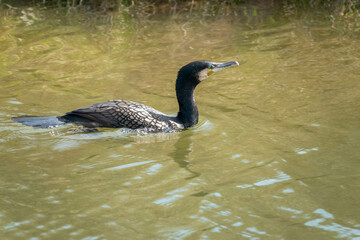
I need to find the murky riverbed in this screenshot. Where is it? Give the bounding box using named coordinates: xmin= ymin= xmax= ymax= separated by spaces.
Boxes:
xmin=0 ymin=4 xmax=360 ymax=240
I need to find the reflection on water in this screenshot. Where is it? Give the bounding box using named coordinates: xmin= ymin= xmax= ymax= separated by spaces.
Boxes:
xmin=169 ymin=132 xmax=201 ymax=179
xmin=1 ymin=5 xmax=360 ymax=240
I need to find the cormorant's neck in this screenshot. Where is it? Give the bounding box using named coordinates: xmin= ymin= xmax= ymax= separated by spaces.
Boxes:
xmin=176 ymin=74 xmax=199 ymax=128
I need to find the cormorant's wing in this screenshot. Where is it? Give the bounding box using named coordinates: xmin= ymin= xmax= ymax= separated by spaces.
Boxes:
xmin=60 ymin=100 xmax=171 ymax=129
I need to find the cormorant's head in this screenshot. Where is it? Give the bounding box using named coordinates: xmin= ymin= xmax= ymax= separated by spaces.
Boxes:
xmin=178 ymin=60 xmax=239 ymax=83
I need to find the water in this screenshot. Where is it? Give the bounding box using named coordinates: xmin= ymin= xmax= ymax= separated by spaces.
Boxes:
xmin=1 ymin=5 xmax=360 ymax=240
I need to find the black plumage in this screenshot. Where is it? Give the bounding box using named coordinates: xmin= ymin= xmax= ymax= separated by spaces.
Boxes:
xmin=12 ymin=60 xmax=238 ymax=132
xmin=58 ymin=100 xmax=179 ymax=131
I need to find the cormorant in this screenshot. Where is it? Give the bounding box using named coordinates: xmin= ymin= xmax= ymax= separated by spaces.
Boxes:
xmin=12 ymin=60 xmax=239 ymax=132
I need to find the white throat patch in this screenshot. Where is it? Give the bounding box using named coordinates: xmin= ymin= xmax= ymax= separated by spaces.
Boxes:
xmin=198 ymin=68 xmax=210 ymax=81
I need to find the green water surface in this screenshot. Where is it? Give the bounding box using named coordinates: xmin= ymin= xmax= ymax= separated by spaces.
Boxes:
xmin=0 ymin=5 xmax=359 ymax=240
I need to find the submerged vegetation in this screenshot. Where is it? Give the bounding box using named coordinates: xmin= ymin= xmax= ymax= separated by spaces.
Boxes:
xmin=1 ymin=0 xmax=359 ymax=35
xmin=2 ymin=0 xmax=360 ymax=17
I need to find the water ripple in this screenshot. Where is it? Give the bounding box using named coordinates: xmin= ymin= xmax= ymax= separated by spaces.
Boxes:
xmin=105 ymin=160 xmax=155 ymax=171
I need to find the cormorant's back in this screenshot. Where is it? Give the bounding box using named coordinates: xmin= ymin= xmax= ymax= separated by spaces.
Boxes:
xmin=59 ymin=100 xmax=181 ymax=131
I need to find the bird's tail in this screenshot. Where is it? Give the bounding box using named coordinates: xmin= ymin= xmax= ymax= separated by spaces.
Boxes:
xmin=12 ymin=116 xmax=66 ymax=128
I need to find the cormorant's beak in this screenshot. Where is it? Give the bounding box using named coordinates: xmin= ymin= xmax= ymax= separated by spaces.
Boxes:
xmin=207 ymin=61 xmax=239 ymax=76
xmin=212 ymin=61 xmax=239 ymax=72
